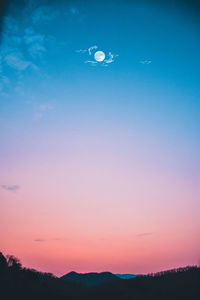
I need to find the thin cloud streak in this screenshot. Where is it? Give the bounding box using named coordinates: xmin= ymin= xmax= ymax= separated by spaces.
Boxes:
xmin=84 ymin=60 xmax=97 ymax=66
xmin=34 ymin=239 xmax=46 ymax=242
xmin=1 ymin=185 xmax=20 ymax=192
xmin=34 ymin=237 xmax=70 ymax=242
xmin=140 ymin=60 xmax=152 ymax=65
xmin=75 ymin=45 xmax=98 ymax=56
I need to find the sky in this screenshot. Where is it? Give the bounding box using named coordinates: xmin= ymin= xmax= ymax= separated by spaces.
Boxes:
xmin=0 ymin=0 xmax=200 ymax=276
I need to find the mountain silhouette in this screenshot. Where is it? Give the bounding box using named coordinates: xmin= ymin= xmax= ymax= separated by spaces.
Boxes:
xmin=61 ymin=271 xmax=119 ymax=286
xmin=1 ymin=251 xmax=200 ymax=300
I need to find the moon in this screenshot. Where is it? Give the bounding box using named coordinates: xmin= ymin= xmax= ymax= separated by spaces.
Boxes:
xmin=94 ymin=51 xmax=105 ymax=62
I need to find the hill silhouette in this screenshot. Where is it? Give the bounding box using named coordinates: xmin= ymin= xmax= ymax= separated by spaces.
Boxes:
xmin=0 ymin=252 xmax=200 ymax=300
xmin=61 ymin=271 xmax=118 ymax=286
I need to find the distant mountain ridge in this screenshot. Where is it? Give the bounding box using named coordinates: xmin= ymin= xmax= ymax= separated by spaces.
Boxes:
xmin=61 ymin=271 xmax=119 ymax=286
xmin=115 ymin=274 xmax=142 ymax=279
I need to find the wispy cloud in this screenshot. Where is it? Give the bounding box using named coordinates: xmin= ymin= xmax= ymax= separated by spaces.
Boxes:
xmin=24 ymin=27 xmax=46 ymax=58
xmin=84 ymin=60 xmax=97 ymax=66
xmin=34 ymin=237 xmax=69 ymax=242
xmin=88 ymin=45 xmax=98 ymax=55
xmin=5 ymin=51 xmax=32 ymax=71
xmin=76 ymin=49 xmax=87 ymax=54
xmin=33 ymin=103 xmax=53 ymax=120
xmin=0 ymin=3 xmax=56 ymax=95
xmin=76 ymin=45 xmax=98 ymax=56
xmin=103 ymin=52 xmax=119 ymax=66
xmin=140 ymin=60 xmax=152 ymax=65
xmin=34 ymin=239 xmax=45 ymax=242
xmin=31 ymin=6 xmax=57 ymax=25
xmin=104 ymin=52 xmax=114 ymax=64
xmin=1 ymin=185 xmax=20 ymax=192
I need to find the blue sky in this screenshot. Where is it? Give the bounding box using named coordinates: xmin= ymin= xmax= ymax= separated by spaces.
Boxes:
xmin=1 ymin=0 xmax=199 ymax=173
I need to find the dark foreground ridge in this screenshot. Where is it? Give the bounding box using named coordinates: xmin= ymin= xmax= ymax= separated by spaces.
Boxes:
xmin=0 ymin=252 xmax=200 ymax=300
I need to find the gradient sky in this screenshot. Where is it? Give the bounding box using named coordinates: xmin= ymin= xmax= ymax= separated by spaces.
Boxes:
xmin=0 ymin=0 xmax=200 ymax=276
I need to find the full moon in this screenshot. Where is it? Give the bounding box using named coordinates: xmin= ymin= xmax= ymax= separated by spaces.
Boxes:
xmin=94 ymin=51 xmax=105 ymax=62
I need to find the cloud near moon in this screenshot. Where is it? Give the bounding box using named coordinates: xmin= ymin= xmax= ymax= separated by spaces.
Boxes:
xmin=76 ymin=45 xmax=118 ymax=66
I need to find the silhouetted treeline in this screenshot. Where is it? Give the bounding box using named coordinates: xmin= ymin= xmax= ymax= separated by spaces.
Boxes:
xmin=89 ymin=266 xmax=200 ymax=300
xmin=0 ymin=252 xmax=200 ymax=300
xmin=0 ymin=252 xmax=87 ymax=300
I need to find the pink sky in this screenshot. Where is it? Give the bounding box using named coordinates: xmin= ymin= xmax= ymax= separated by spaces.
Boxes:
xmin=1 ymin=127 xmax=200 ymax=276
